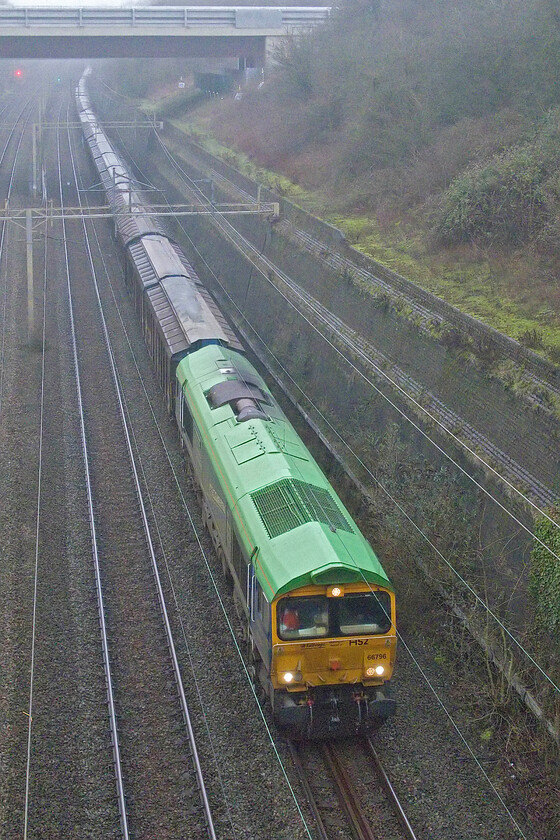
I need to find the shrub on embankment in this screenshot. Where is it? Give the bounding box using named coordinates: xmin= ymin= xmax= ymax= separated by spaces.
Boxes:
xmin=434 ymin=110 xmax=560 ymax=248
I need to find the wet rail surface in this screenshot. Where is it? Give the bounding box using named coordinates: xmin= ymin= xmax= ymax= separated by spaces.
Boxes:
xmin=289 ymin=738 xmax=419 ymax=840
xmin=1 ymin=82 xmax=321 ymax=840
xmin=1 ymin=86 xmax=219 ymax=840
xmin=0 ymin=87 xmax=90 ymax=839
xmin=1 ymin=80 xmax=545 ymax=840
xmin=57 ymin=105 xmax=218 ymax=838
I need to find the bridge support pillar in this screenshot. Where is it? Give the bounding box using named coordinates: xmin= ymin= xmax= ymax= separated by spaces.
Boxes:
xmin=237 ymin=37 xmax=267 ymax=85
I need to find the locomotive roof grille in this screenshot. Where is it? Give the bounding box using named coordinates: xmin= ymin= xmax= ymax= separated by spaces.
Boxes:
xmin=251 ymin=479 xmax=353 ymax=540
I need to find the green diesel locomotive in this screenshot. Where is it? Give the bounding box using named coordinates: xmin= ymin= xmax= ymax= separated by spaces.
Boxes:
xmin=78 ymin=67 xmax=397 ymax=739
xmin=176 ymin=344 xmax=396 ymax=738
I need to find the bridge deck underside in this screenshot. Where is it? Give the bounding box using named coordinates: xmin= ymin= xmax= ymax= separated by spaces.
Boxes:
xmin=0 ymin=34 xmax=266 ymax=59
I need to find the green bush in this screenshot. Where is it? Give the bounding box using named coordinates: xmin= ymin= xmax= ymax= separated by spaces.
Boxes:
xmin=435 ymin=110 xmax=560 ymax=246
xmin=529 ymin=506 xmax=560 ymax=634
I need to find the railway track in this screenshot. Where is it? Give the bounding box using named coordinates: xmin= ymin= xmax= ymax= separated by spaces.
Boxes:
xmin=0 ymin=76 xmax=542 ymax=840
xmin=289 ymin=739 xmax=418 ymax=840
xmin=38 ymin=84 xmax=320 ymax=840
xmin=1 ymin=85 xmax=221 ymax=840
xmin=278 ymin=276 xmax=557 ymax=507
xmin=160 ymin=129 xmax=560 ymax=410
xmin=64 ymin=92 xmax=316 ymax=840
xmin=59 ymin=107 xmax=218 ymax=838
xmin=277 ymin=220 xmax=560 ymax=408
xmin=0 ymin=88 xmax=84 ymax=839
xmin=0 ymin=97 xmax=37 ymax=414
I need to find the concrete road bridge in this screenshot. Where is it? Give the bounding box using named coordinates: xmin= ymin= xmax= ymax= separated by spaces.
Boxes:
xmin=0 ymin=6 xmax=331 ymax=66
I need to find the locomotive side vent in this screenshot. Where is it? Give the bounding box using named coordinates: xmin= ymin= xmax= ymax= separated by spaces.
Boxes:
xmin=251 ymin=479 xmax=353 ymax=539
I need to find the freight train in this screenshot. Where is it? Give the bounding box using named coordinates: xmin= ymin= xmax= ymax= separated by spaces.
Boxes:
xmin=76 ymin=69 xmax=397 ymax=738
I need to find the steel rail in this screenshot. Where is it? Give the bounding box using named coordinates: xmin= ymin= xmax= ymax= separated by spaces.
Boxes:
xmin=287 ymin=740 xmax=330 ymax=840
xmin=365 ymin=738 xmax=418 ymax=840
xmin=0 ymin=99 xmax=36 ymax=420
xmin=321 ymin=743 xmax=376 ymax=840
xmin=54 ymin=106 xmax=131 ymax=840
xmin=0 ymin=97 xmax=51 ymax=840
xmin=22 ymin=187 xmax=48 ymax=840
xmin=149 ymin=141 xmax=560 ymax=734
xmin=282 ymin=220 xmax=560 ymax=398
xmin=156 ymin=134 xmax=558 ymax=508
xmin=289 ymin=290 xmax=556 ymax=506
xmin=65 ymin=106 xmax=218 ymax=840
xmin=159 ymin=129 xmax=560 ymax=407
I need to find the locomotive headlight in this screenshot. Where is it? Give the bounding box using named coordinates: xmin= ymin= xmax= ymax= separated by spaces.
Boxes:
xmin=277 ymin=656 xmax=303 ymax=685
xmin=282 ymin=671 xmax=302 ymax=684
xmin=365 ymin=665 xmax=386 ymax=677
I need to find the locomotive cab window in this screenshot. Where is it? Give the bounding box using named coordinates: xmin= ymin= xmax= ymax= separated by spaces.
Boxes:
xmin=338 ymin=592 xmax=391 ymax=635
xmin=277 ymin=591 xmax=391 ymax=641
xmin=278 ymin=596 xmax=329 ymax=640
xmin=256 ymin=579 xmax=268 ymax=619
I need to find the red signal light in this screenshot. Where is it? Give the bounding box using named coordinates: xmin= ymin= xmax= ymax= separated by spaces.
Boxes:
xmin=14 ymin=69 xmax=22 ymax=78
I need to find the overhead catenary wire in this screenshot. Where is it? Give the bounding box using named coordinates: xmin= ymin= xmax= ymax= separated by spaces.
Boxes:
xmin=152 ymin=131 xmax=560 ymax=563
xmin=0 ymin=100 xmax=35 ymax=419
xmin=72 ymin=102 xmax=315 ymax=840
xmin=66 ymin=105 xmax=221 ymax=840
xmin=94 ymin=91 xmax=540 ymax=836
xmin=23 ymin=148 xmax=48 ymax=840
xmin=137 ymin=125 xmax=560 ymax=697
xmin=0 ymin=99 xmax=51 ymax=840
xmin=152 ymin=124 xmax=560 ymax=531
xmin=70 ymin=112 xmax=245 ymax=836
xmin=152 ymin=150 xmax=536 ymax=840
xmin=56 ymin=103 xmax=131 ymax=840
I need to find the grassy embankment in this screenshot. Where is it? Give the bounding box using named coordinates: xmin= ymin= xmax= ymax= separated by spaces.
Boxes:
xmin=171 ymin=103 xmax=560 ymax=361
xmin=111 ymin=0 xmax=560 ymax=363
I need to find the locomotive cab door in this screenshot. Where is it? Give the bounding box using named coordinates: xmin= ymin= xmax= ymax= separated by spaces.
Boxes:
xmin=248 ymin=552 xmax=270 ymax=666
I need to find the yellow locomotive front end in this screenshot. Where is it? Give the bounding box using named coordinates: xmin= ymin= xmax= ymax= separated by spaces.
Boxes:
xmin=271 ymin=584 xmax=396 ymax=738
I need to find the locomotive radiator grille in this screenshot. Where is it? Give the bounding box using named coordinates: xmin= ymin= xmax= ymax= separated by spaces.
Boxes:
xmin=251 ymin=479 xmax=353 ymax=539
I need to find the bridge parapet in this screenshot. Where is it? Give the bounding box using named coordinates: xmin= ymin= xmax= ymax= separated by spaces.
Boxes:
xmin=0 ymin=6 xmax=331 ymax=32
xmin=0 ymin=6 xmax=331 ymax=60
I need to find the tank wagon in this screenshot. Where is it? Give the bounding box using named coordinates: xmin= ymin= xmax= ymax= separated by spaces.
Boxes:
xmin=76 ymin=70 xmax=397 ymax=737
